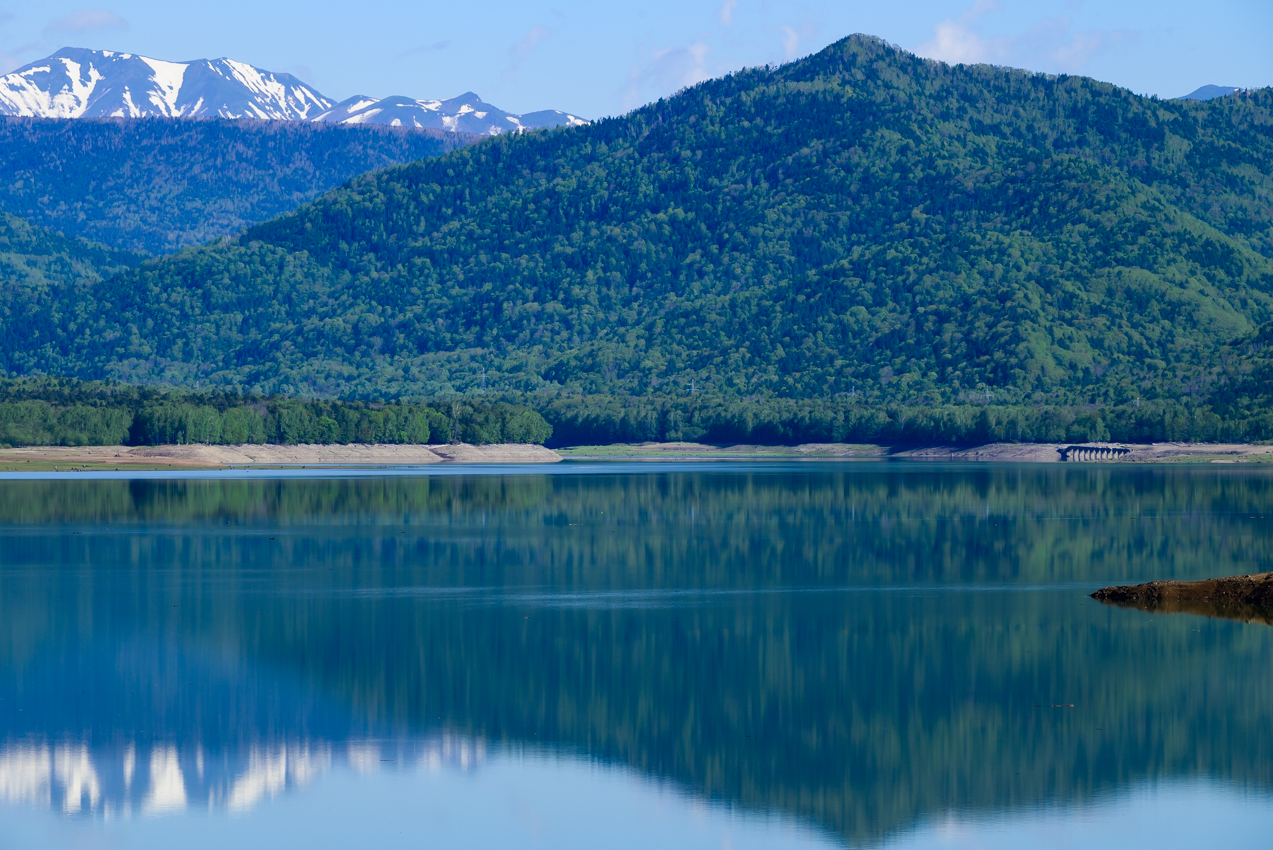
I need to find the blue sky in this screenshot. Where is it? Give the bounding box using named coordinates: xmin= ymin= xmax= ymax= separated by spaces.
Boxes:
xmin=1 ymin=0 xmax=1270 ymax=117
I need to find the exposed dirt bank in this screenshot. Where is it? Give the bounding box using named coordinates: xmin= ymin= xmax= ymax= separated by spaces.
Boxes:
xmin=557 ymin=443 xmax=889 ymax=460
xmin=1 ymin=441 xmax=1270 ymax=471
xmin=0 ymin=443 xmax=561 ymax=470
xmin=1092 ymin=573 xmax=1273 ymax=626
xmin=898 ymin=442 xmax=1273 ymax=462
xmin=558 ymin=442 xmax=1273 ymax=463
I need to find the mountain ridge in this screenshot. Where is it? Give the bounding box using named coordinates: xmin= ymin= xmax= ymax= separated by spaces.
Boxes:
xmin=0 ymin=47 xmax=585 ymax=133
xmin=3 ymin=35 xmax=1272 ymax=411
xmin=1181 ymin=85 xmax=1243 ymax=101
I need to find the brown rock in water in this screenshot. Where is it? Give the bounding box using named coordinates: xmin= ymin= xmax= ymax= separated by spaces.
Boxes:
xmin=1092 ymin=573 xmax=1273 ymax=625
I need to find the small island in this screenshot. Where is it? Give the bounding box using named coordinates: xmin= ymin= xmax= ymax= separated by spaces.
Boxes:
xmin=1092 ymin=573 xmax=1273 ymax=625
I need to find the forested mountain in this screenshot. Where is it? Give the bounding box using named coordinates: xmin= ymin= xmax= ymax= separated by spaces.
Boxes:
xmin=0 ymin=117 xmax=470 ymax=254
xmin=3 ymin=35 xmax=1272 ymax=414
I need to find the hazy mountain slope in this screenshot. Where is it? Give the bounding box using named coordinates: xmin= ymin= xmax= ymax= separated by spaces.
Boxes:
xmin=4 ymin=35 xmax=1272 ymax=405
xmin=1181 ymin=85 xmax=1241 ymax=101
xmin=0 ymin=212 xmax=141 ymax=353
xmin=0 ymin=211 xmax=138 ymax=280
xmin=0 ymin=117 xmax=471 ymax=255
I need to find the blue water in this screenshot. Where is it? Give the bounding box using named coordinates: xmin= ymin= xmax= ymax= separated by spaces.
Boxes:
xmin=0 ymin=462 xmax=1270 ymax=848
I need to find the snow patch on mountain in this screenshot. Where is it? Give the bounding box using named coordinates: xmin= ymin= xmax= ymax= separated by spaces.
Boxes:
xmin=140 ymin=56 xmax=185 ymax=113
xmin=0 ymin=48 xmax=587 ymax=133
xmin=313 ymin=91 xmax=586 ymax=134
xmin=0 ymin=48 xmax=332 ymax=120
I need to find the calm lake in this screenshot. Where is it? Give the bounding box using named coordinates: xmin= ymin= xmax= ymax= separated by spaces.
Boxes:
xmin=0 ymin=462 xmax=1271 ymax=848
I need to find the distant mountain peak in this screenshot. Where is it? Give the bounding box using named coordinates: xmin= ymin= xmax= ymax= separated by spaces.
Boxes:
xmin=0 ymin=47 xmax=586 ymax=133
xmin=1180 ymin=85 xmax=1242 ymax=101
xmin=0 ymin=47 xmax=330 ymax=119
xmin=313 ymin=91 xmax=587 ymax=135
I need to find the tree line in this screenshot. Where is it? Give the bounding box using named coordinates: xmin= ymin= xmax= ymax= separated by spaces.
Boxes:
xmin=0 ymin=379 xmax=551 ymax=447
xmin=0 ymin=375 xmax=1269 ymax=448
xmin=537 ymin=394 xmax=1273 ymax=446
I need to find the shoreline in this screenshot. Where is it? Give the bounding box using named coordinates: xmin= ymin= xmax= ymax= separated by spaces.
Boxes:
xmin=0 ymin=440 xmax=1270 ymax=471
xmin=557 ymin=441 xmax=1273 ymax=463
xmin=0 ymin=443 xmax=562 ymax=471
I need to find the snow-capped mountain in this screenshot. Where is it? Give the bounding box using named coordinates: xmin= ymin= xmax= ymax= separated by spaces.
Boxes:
xmin=0 ymin=48 xmax=330 ymax=119
xmin=0 ymin=48 xmax=586 ymax=132
xmin=315 ymin=92 xmax=587 ymax=135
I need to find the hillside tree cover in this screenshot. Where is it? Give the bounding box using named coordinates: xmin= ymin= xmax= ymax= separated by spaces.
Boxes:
xmin=0 ymin=36 xmax=1271 ymax=444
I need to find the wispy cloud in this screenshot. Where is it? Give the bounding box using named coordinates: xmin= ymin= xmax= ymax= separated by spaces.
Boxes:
xmin=777 ymin=21 xmax=816 ymax=63
xmin=781 ymin=25 xmax=799 ymax=60
xmin=917 ymin=1 xmax=1134 ymax=73
xmin=718 ymin=0 xmax=737 ymax=27
xmin=398 ymin=40 xmax=451 ymax=59
xmin=44 ymin=8 xmax=129 ymax=34
xmin=504 ymin=25 xmax=550 ymax=79
xmin=283 ymin=64 xmax=317 ymax=86
xmin=622 ymin=41 xmax=711 ymax=110
xmin=511 ymin=25 xmax=550 ymax=62
xmin=1019 ymin=16 xmax=1136 ymax=73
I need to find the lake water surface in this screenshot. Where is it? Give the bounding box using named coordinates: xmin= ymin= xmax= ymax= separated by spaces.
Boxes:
xmin=0 ymin=462 xmax=1270 ymax=848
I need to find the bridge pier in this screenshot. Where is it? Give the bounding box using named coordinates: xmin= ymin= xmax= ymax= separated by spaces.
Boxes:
xmin=1058 ymin=445 xmax=1131 ymax=462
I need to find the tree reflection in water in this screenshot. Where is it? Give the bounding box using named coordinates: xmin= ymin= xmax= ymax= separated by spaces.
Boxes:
xmin=0 ymin=465 xmax=1269 ymax=845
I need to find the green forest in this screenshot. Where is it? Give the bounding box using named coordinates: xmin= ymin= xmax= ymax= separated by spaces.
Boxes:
xmin=0 ymin=35 xmax=1271 ymax=445
xmin=0 ymin=378 xmax=550 ymax=447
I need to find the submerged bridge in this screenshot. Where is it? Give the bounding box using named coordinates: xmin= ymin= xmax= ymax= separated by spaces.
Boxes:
xmin=1058 ymin=445 xmax=1132 ymax=462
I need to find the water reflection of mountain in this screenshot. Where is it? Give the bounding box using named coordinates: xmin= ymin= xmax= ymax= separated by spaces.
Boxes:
xmin=0 ymin=470 xmax=1270 ymax=844
xmin=0 ymin=736 xmax=483 ymax=817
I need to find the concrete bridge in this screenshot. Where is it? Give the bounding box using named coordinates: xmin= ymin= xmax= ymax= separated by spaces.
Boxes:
xmin=1058 ymin=444 xmax=1132 ymax=462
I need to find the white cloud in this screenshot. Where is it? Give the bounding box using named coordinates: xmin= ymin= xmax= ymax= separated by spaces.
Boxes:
xmin=917 ymin=0 xmax=1000 ymax=65
xmin=718 ymin=0 xmax=737 ymax=27
xmin=920 ymin=18 xmax=993 ymax=64
xmin=917 ymin=1 xmax=1133 ymax=73
xmin=44 ymin=8 xmax=128 ymax=34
